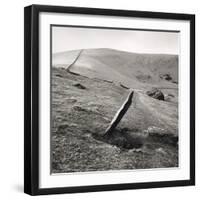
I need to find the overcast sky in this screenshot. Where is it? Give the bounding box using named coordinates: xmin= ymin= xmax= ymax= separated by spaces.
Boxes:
xmin=52 ymin=26 xmax=179 ymax=55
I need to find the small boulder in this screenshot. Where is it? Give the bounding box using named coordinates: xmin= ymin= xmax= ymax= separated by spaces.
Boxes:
xmin=156 ymin=148 xmax=166 ymax=155
xmin=73 ymin=83 xmax=86 ymax=89
xmin=167 ymin=93 xmax=175 ymax=97
xmin=172 ymin=80 xmax=178 ymax=84
xmin=146 ymin=88 xmax=164 ymax=100
xmin=55 ymin=74 xmax=63 ymax=78
xmin=165 ymin=93 xmax=175 ymax=102
xmin=160 ymin=73 xmax=172 ymax=81
xmin=119 ymin=83 xmax=129 ymax=89
xmin=147 ymin=126 xmax=166 ymax=136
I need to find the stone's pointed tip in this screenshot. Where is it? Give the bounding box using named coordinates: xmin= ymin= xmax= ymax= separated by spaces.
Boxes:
xmin=129 ymin=89 xmax=134 ymax=93
xmin=128 ymin=90 xmax=134 ymax=99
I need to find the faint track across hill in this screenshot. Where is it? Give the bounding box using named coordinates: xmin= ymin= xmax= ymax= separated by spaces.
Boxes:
xmin=134 ymin=91 xmax=178 ymax=135
xmin=157 ymin=87 xmax=178 ymax=90
xmin=66 ymin=49 xmax=83 ymax=73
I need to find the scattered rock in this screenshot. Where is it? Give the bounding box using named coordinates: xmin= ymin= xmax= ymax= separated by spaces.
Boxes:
xmin=55 ymin=74 xmax=63 ymax=78
xmin=160 ymin=73 xmax=172 ymax=81
xmin=119 ymin=83 xmax=130 ymax=89
xmin=167 ymin=93 xmax=175 ymax=97
xmin=146 ymin=88 xmax=164 ymax=100
xmin=156 ymin=148 xmax=166 ymax=155
xmin=165 ymin=96 xmax=171 ymax=102
xmin=146 ymin=126 xmax=166 ymax=136
xmin=172 ymin=80 xmax=178 ymax=84
xmin=73 ymin=83 xmax=86 ymax=89
xmin=165 ymin=94 xmax=175 ymax=102
xmin=73 ymin=106 xmax=87 ymax=112
xmin=129 ymin=148 xmax=143 ymax=153
xmin=66 ymin=98 xmax=77 ymax=103
xmin=102 ymin=79 xmax=113 ymax=83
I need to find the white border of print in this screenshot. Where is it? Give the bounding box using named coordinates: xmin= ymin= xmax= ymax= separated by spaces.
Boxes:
xmin=39 ymin=12 xmax=190 ymax=188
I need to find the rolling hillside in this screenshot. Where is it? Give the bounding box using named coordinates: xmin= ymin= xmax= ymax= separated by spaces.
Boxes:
xmin=53 ymin=48 xmax=178 ymax=90
xmin=51 ymin=48 xmax=179 ymax=173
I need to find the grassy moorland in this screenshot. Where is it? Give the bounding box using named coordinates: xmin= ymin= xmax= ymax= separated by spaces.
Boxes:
xmin=51 ymin=49 xmax=178 ymax=173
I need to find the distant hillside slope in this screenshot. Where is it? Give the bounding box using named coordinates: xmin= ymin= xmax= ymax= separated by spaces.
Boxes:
xmin=53 ymin=48 xmax=178 ymax=90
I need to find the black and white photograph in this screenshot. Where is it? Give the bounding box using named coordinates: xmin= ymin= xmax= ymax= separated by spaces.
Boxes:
xmin=51 ymin=25 xmax=179 ymax=174
xmin=24 ymin=5 xmax=195 ymax=195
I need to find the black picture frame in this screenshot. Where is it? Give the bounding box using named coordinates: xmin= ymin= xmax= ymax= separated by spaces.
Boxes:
xmin=24 ymin=4 xmax=195 ymax=196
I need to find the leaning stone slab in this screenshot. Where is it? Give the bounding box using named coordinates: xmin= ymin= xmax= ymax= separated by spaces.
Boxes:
xmin=104 ymin=90 xmax=134 ymax=136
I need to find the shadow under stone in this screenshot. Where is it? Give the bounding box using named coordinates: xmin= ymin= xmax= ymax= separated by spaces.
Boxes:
xmin=92 ymin=128 xmax=147 ymax=150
